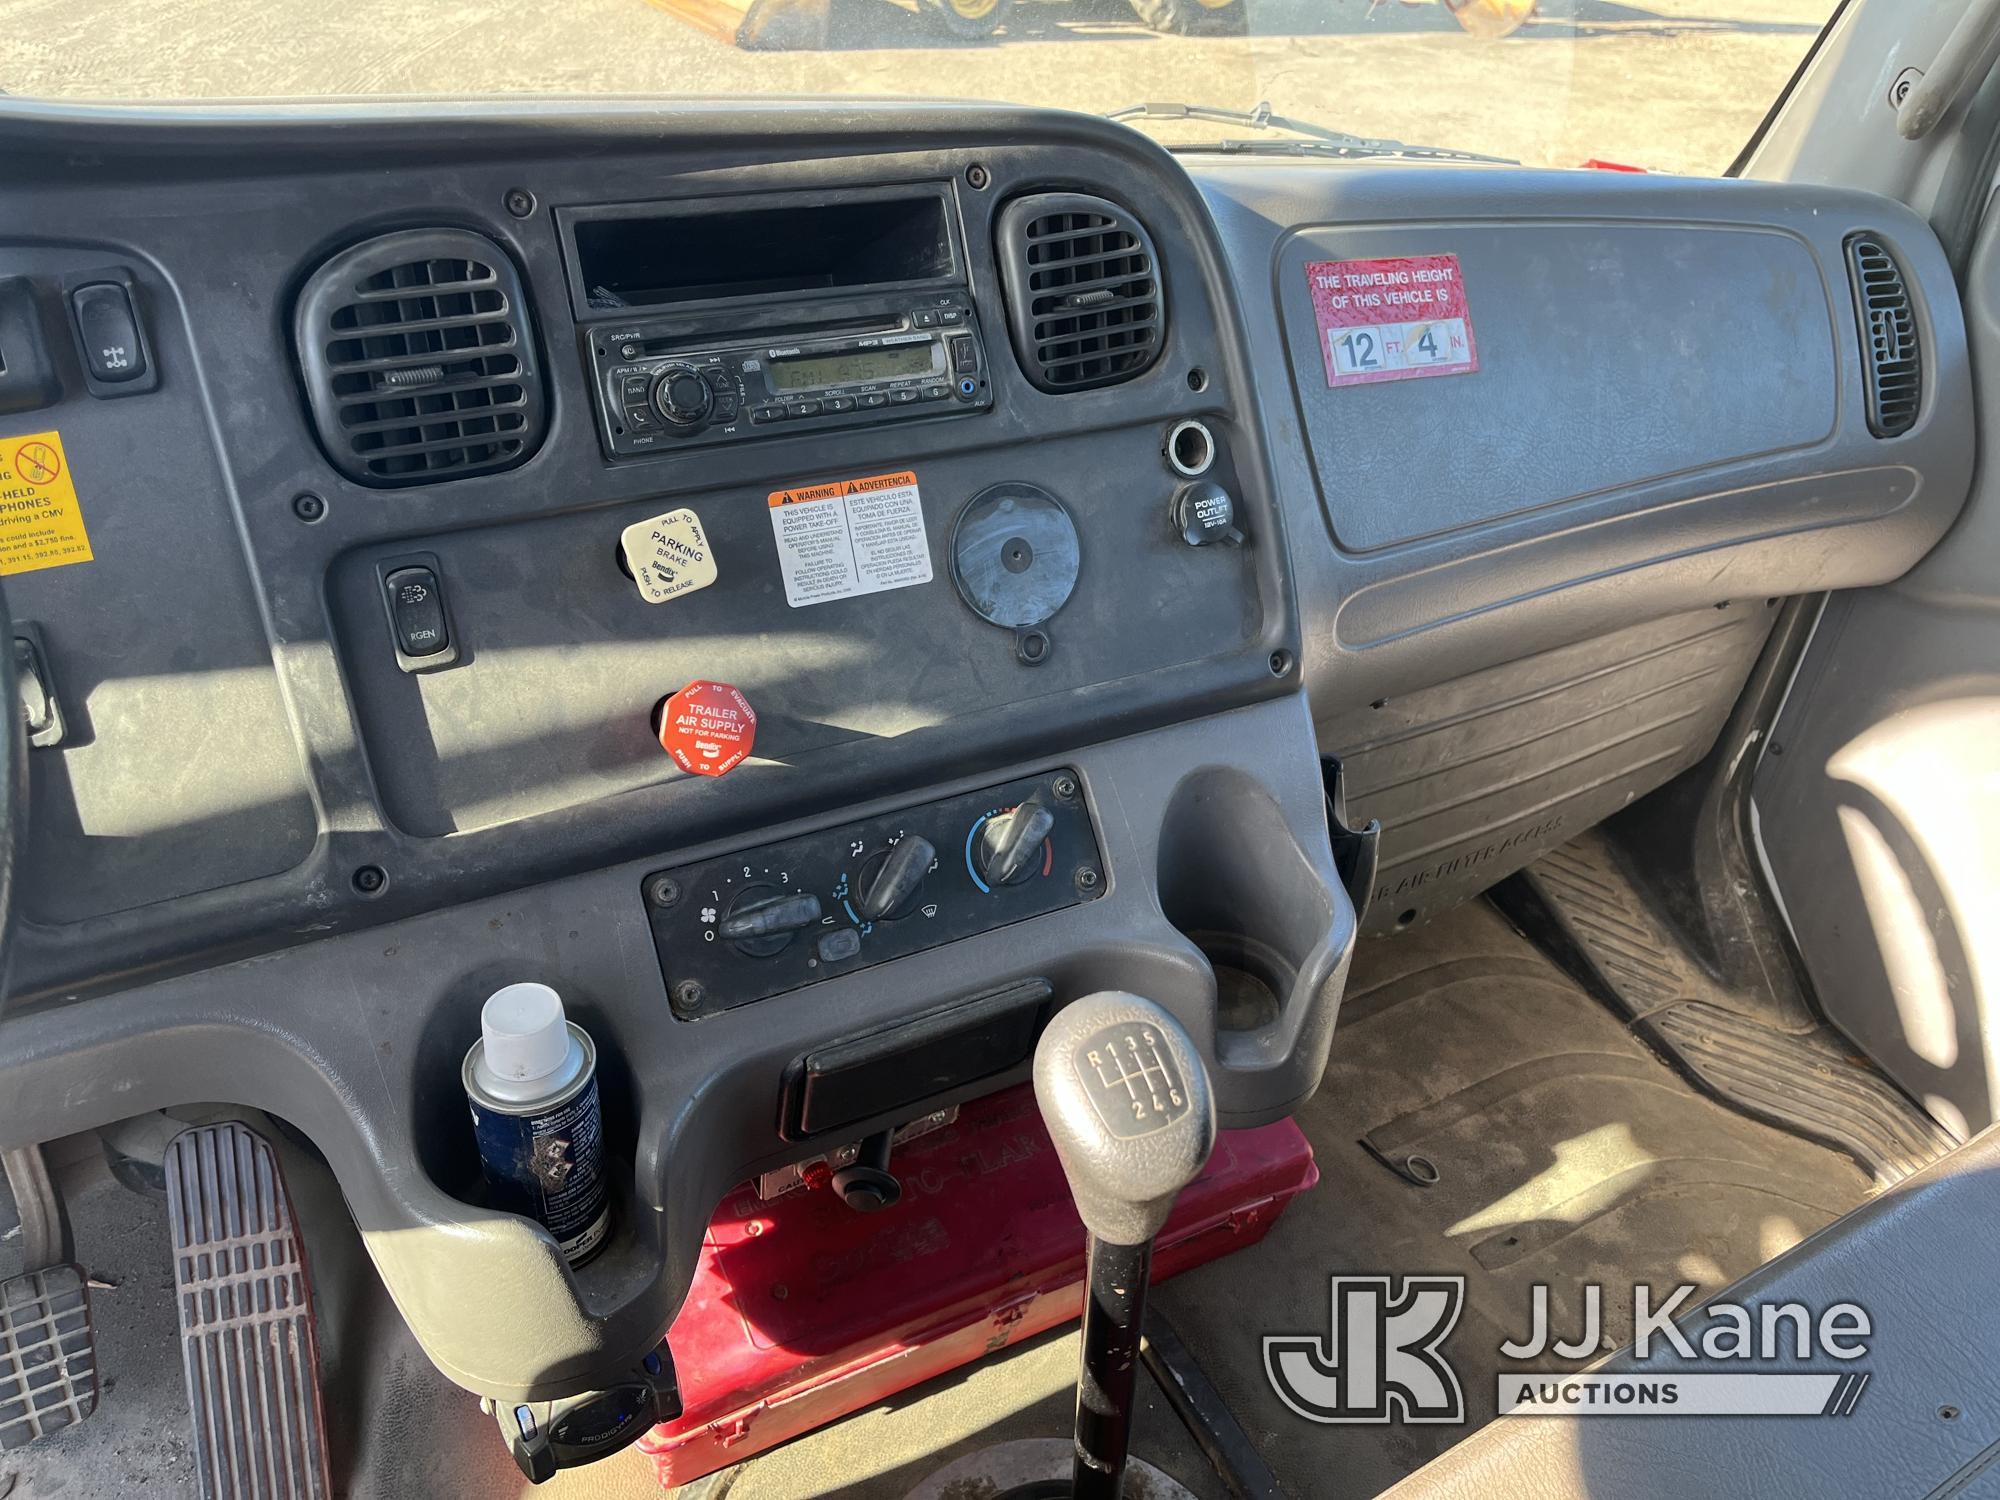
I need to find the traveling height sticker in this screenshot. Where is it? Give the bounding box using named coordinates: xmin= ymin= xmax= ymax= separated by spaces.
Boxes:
xmin=1307 ymin=255 xmax=1479 ymax=388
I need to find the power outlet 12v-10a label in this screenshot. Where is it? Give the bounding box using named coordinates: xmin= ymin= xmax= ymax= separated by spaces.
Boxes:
xmin=1307 ymin=255 xmax=1479 ymax=388
xmin=768 ymin=469 xmax=933 ymax=608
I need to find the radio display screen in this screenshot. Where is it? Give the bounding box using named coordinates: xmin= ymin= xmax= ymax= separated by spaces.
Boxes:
xmin=770 ymin=343 xmax=934 ymax=392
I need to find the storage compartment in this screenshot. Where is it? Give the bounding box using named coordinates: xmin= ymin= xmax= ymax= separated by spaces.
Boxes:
xmin=639 ymin=1085 xmax=1317 ymax=1488
xmin=567 ymin=189 xmax=955 ymax=310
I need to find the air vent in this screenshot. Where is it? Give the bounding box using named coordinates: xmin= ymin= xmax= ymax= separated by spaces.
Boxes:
xmin=1846 ymin=235 xmax=1921 ymax=438
xmin=295 ymin=229 xmax=546 ymax=486
xmin=996 ymin=194 xmax=1165 ymax=392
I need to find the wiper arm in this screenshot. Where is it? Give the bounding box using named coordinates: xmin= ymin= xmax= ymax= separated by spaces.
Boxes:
xmin=1107 ymin=100 xmax=1516 ymax=165
xmin=1108 ymin=99 xmax=1385 ymax=149
xmin=1169 ymin=137 xmax=1517 ymax=165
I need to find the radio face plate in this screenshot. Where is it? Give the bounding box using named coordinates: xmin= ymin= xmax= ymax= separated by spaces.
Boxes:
xmin=590 ymin=292 xmax=992 ymax=458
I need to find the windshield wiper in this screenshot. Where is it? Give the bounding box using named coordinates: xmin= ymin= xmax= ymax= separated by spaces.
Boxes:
xmin=1107 ymin=100 xmax=1515 ymax=165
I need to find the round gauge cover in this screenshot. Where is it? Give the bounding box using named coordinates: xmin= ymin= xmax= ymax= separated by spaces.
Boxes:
xmin=950 ymin=483 xmax=1081 ymax=630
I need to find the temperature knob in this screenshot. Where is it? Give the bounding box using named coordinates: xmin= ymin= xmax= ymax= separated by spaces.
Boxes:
xmin=652 ymin=365 xmax=715 ymax=428
xmin=977 ymin=795 xmax=1055 ymax=887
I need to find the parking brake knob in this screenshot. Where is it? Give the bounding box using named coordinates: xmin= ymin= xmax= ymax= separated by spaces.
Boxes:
xmin=1034 ymin=991 xmax=1215 ymax=1245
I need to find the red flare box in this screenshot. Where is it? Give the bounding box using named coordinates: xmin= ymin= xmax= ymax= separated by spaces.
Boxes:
xmin=639 ymin=1084 xmax=1318 ymax=1487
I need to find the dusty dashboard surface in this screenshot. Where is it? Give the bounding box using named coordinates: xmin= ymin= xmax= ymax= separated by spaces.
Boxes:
xmin=0 ymin=101 xmax=1350 ymax=1400
xmin=0 ymin=89 xmax=1978 ymax=1408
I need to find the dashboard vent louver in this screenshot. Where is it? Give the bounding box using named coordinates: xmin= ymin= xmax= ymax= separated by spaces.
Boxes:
xmin=996 ymin=193 xmax=1165 ymax=392
xmin=295 ymin=229 xmax=546 ymax=486
xmin=1846 ymin=235 xmax=1921 ymax=438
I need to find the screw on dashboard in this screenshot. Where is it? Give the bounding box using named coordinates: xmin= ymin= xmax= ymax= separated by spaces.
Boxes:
xmin=504 ymin=188 xmax=537 ymax=219
xmin=1052 ymin=774 xmax=1079 ymax=802
xmin=647 ymin=875 xmax=683 ymax=909
xmin=674 ymin=979 xmax=707 ymax=1013
xmin=1074 ymin=866 xmax=1101 ymax=895
xmin=352 ymin=865 xmax=388 ymax=897
xmin=292 ymin=493 xmax=326 ymax=523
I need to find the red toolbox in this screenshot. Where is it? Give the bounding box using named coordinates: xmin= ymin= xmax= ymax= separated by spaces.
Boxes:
xmin=638 ymin=1084 xmax=1318 ymax=1488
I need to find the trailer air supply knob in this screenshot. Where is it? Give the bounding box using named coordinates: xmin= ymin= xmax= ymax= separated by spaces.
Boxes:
xmin=653 ymin=364 xmax=714 ymax=427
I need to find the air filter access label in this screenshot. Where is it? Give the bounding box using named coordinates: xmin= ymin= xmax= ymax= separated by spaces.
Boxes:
xmin=1307 ymin=255 xmax=1479 ymax=388
xmin=768 ymin=469 xmax=933 ymax=609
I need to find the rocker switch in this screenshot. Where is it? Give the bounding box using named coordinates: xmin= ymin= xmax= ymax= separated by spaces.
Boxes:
xmin=385 ymin=567 xmax=449 ymax=658
xmin=70 ymin=282 xmax=146 ymax=383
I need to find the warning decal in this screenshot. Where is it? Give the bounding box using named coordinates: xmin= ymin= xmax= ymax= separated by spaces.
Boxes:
xmin=0 ymin=430 xmax=93 ymax=577
xmin=1306 ymin=255 xmax=1479 ymax=388
xmin=768 ymin=469 xmax=932 ymax=609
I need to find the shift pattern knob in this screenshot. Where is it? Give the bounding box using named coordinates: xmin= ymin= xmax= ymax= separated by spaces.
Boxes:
xmin=1033 ymin=991 xmax=1216 ymax=1246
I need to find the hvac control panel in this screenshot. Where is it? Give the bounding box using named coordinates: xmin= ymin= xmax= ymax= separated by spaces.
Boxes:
xmin=644 ymin=770 xmax=1101 ymax=1019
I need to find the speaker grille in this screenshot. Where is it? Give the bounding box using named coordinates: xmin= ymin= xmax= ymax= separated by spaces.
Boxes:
xmin=1846 ymin=235 xmax=1921 ymax=439
xmin=997 ymin=194 xmax=1165 ymax=392
xmin=295 ymin=229 xmax=545 ymax=486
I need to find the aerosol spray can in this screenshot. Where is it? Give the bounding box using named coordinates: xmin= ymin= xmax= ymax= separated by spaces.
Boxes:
xmin=463 ymin=983 xmax=612 ymax=1267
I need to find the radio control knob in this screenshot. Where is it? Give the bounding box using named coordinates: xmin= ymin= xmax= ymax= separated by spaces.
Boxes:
xmin=653 ymin=365 xmax=714 ymax=428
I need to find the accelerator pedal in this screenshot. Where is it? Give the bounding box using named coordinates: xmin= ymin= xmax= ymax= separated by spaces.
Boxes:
xmin=165 ymin=1122 xmax=332 ymax=1500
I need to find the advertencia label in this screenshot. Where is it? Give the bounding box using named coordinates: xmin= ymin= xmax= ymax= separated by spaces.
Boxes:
xmin=768 ymin=469 xmax=932 ymax=609
xmin=1307 ymin=255 xmax=1479 ymax=388
xmin=0 ymin=430 xmax=93 ymax=577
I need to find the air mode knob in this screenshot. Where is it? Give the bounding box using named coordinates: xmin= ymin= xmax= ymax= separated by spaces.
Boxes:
xmin=652 ymin=365 xmax=714 ymax=427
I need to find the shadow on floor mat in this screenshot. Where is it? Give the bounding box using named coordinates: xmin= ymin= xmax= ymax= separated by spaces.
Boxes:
xmin=1152 ymin=898 xmax=1871 ymax=1500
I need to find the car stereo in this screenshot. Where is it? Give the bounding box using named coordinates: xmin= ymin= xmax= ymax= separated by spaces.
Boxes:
xmin=590 ymin=294 xmax=993 ymax=457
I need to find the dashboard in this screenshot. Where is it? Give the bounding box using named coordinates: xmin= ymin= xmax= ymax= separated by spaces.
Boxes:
xmin=0 ymin=97 xmax=1972 ymax=1403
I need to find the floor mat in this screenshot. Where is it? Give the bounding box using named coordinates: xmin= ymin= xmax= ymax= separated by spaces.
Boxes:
xmin=1152 ymin=897 xmax=1872 ymax=1499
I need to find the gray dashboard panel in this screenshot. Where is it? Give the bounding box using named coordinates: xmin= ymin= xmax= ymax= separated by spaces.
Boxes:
xmin=1279 ymin=220 xmax=1838 ymax=554
xmin=1193 ymin=161 xmax=1975 ymax=721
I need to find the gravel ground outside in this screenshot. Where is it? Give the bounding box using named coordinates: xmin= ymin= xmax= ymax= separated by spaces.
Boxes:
xmin=0 ymin=0 xmax=1833 ymax=176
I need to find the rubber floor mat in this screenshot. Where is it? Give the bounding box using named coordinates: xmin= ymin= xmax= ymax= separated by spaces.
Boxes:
xmin=1521 ymin=832 xmax=1957 ymax=1183
xmin=1152 ymin=898 xmax=1871 ymax=1500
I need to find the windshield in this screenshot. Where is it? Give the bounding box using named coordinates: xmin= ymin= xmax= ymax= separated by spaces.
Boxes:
xmin=3 ymin=0 xmax=1835 ymax=176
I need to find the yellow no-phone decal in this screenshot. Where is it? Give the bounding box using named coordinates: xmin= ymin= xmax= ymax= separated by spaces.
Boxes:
xmin=0 ymin=430 xmax=93 ymax=577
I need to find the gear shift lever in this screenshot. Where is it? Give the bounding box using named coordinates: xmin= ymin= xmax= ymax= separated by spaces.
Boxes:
xmin=1033 ymin=992 xmax=1216 ymax=1500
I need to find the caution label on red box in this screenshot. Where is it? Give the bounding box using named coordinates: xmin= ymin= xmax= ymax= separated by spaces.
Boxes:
xmin=1307 ymin=255 xmax=1479 ymax=388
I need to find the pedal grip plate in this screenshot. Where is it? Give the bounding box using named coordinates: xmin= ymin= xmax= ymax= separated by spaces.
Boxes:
xmin=164 ymin=1122 xmax=333 ymax=1500
xmin=0 ymin=1263 xmax=97 ymax=1449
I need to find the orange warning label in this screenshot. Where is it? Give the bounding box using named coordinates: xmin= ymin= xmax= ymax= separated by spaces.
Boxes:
xmin=767 ymin=469 xmax=932 ymax=609
xmin=768 ymin=470 xmax=919 ymax=507
xmin=0 ymin=430 xmax=93 ymax=577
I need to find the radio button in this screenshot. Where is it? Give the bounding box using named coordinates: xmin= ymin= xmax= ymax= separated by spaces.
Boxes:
xmin=654 ymin=365 xmax=715 ymax=427
xmin=824 ymin=396 xmax=856 ymax=413
xmin=921 ymin=384 xmax=948 ymax=401
xmin=912 ymin=310 xmax=939 ymax=328
xmin=624 ymin=404 xmax=660 ymax=432
xmin=861 ymin=392 xmax=889 ymax=409
xmin=751 ymin=405 xmax=783 ymax=423
xmin=619 ymin=373 xmax=653 ymax=404
xmin=939 ymin=308 xmax=965 ymax=326
xmin=891 ymin=388 xmax=920 ymax=405
xmin=788 ymin=400 xmax=822 ymax=418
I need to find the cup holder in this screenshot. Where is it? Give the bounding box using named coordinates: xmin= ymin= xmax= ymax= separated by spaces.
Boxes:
xmin=1189 ymin=930 xmax=1293 ymax=1036
xmin=1156 ymin=767 xmax=1344 ymax=1080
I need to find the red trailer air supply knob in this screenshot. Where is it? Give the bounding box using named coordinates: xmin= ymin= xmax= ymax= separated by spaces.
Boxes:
xmin=658 ymin=680 xmax=757 ymax=777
